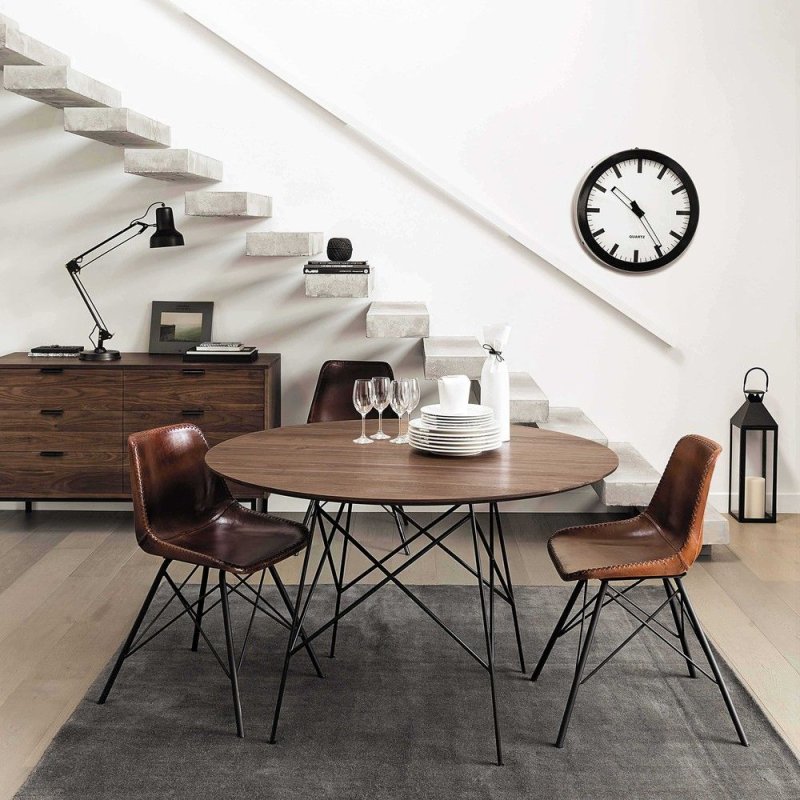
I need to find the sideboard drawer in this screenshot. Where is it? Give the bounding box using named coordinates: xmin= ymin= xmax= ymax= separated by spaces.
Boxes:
xmin=0 ymin=369 xmax=122 ymax=408
xmin=0 ymin=406 xmax=122 ymax=451
xmin=124 ymin=369 xmax=264 ymax=408
xmin=0 ymin=451 xmax=124 ymax=496
xmin=123 ymin=408 xmax=264 ymax=443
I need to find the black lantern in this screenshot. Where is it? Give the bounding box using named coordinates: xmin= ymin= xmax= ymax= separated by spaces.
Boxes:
xmin=729 ymin=367 xmax=778 ymax=523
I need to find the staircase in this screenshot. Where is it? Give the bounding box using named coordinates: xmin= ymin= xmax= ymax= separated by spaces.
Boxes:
xmin=0 ymin=14 xmax=727 ymax=546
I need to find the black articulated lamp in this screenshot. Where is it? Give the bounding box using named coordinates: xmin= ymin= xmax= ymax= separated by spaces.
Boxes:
xmin=66 ymin=202 xmax=184 ymax=361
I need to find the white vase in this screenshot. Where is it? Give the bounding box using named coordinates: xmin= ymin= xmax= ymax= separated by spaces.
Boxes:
xmin=481 ymin=323 xmax=511 ymax=442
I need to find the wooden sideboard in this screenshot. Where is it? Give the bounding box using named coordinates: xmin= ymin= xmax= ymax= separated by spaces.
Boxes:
xmin=0 ymin=352 xmax=280 ymax=503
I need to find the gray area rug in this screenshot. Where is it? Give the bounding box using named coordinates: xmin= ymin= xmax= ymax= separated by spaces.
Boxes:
xmin=15 ymin=584 xmax=799 ymax=799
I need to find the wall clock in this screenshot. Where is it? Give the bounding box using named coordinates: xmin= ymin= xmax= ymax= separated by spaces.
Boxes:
xmin=575 ymin=148 xmax=699 ymax=272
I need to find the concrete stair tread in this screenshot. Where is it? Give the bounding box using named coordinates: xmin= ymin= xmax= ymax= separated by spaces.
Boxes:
xmin=594 ymin=441 xmax=661 ymax=507
xmin=366 ymin=302 xmax=430 ymax=338
xmin=186 ymin=191 xmax=272 ymax=217
xmin=3 ymin=65 xmax=119 ymax=108
xmin=0 ymin=23 xmax=69 ymax=68
xmin=124 ymin=149 xmax=222 ymax=182
xmin=508 ymin=372 xmax=549 ymax=423
xmin=306 ymin=269 xmax=372 ymax=298
xmin=64 ymin=107 xmax=170 ymax=148
xmin=423 ymin=336 xmax=485 ymax=380
xmin=701 ymin=505 xmax=730 ymax=546
xmin=246 ymin=232 xmax=324 ymax=257
xmin=537 ymin=407 xmax=607 ymax=444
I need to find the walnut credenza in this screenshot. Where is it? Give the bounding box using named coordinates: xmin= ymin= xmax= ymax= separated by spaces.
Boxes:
xmin=0 ymin=352 xmax=280 ymax=504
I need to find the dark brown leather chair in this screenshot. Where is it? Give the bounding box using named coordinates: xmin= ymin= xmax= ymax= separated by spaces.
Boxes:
xmin=98 ymin=424 xmax=321 ymax=742
xmin=531 ymin=434 xmax=748 ymax=748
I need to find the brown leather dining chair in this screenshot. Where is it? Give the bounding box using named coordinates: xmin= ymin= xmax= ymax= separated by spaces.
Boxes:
xmin=98 ymin=423 xmax=321 ymax=743
xmin=531 ymin=434 xmax=748 ymax=748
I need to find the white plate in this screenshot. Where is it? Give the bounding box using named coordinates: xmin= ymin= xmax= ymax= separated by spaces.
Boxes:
xmin=421 ymin=404 xmax=495 ymax=419
xmin=410 ymin=442 xmax=503 ymax=456
xmin=409 ymin=433 xmax=502 ymax=447
xmin=411 ymin=418 xmax=498 ymax=435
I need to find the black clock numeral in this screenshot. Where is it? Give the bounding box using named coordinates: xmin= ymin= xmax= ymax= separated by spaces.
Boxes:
xmin=609 ymin=243 xmax=619 ymax=256
xmin=669 ymin=230 xmax=683 ymax=240
xmin=637 ymin=157 xmax=642 ymax=173
xmin=676 ymin=210 xmax=691 ymax=215
xmin=594 ymin=184 xmax=607 ymax=193
xmin=657 ymin=164 xmax=667 ymax=180
xmin=586 ymin=207 xmax=600 ymax=213
xmin=592 ymin=228 xmax=605 ymax=237
xmin=671 ymin=186 xmax=685 ymax=195
xmin=612 ymin=164 xmax=622 ymax=179
xmin=633 ymin=250 xmax=639 ymax=263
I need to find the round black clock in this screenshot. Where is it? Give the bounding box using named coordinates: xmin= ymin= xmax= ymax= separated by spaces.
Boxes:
xmin=575 ymin=148 xmax=699 ymax=272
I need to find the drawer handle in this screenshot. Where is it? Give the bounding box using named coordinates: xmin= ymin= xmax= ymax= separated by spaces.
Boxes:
xmin=40 ymin=451 xmax=64 ymax=458
xmin=40 ymin=367 xmax=64 ymax=375
xmin=181 ymin=409 xmax=205 ymax=417
xmin=181 ymin=368 xmax=206 ymax=376
xmin=40 ymin=408 xmax=64 ymax=416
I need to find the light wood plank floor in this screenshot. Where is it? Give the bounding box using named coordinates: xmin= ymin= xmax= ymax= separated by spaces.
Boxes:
xmin=0 ymin=509 xmax=796 ymax=797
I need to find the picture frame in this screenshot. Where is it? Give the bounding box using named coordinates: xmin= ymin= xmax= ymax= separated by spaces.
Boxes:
xmin=148 ymin=301 xmax=214 ymax=354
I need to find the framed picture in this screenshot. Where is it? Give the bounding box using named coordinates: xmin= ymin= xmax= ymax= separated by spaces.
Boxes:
xmin=148 ymin=301 xmax=214 ymax=354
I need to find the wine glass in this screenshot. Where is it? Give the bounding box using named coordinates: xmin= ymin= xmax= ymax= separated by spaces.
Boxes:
xmin=370 ymin=376 xmax=391 ymax=440
xmin=352 ymin=379 xmax=375 ymax=444
xmin=405 ymin=377 xmax=420 ymax=421
xmin=390 ymin=379 xmax=411 ymax=444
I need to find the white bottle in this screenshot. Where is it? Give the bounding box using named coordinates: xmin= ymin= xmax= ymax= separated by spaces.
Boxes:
xmin=480 ymin=323 xmax=511 ymax=442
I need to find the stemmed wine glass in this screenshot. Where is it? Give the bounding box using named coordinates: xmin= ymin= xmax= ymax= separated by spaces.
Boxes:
xmin=405 ymin=377 xmax=420 ymax=423
xmin=370 ymin=376 xmax=391 ymax=440
xmin=390 ymin=379 xmax=411 ymax=444
xmin=352 ymin=379 xmax=375 ymax=444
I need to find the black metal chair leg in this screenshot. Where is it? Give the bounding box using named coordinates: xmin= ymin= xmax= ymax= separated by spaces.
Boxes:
xmin=98 ymin=559 xmax=171 ymax=704
xmin=469 ymin=506 xmax=503 ymax=766
xmin=663 ymin=577 xmax=696 ymax=678
xmin=191 ymin=566 xmax=210 ymax=652
xmin=270 ymin=527 xmax=314 ymax=744
xmin=555 ymin=580 xmax=608 ymax=748
xmin=330 ymin=503 xmax=352 ymax=657
xmin=530 ymin=580 xmax=586 ymax=682
xmin=219 ymin=571 xmax=244 ymax=738
xmin=675 ymin=577 xmax=749 ymax=746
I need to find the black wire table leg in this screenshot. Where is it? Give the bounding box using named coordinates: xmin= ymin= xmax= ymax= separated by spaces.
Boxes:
xmin=675 ymin=577 xmax=748 ymax=746
xmin=555 ymin=580 xmax=608 ymax=748
xmin=219 ymin=571 xmax=244 ymax=738
xmin=470 ymin=505 xmax=503 ymax=766
xmin=98 ymin=559 xmax=170 ymax=704
xmin=270 ymin=521 xmax=315 ymax=744
xmin=330 ymin=503 xmax=352 ymax=658
xmin=663 ymin=577 xmax=696 ymax=678
xmin=394 ymin=505 xmax=410 ymax=555
xmin=492 ymin=503 xmax=526 ymax=672
xmin=530 ymin=580 xmax=585 ymax=682
xmin=191 ymin=566 xmax=210 ymax=653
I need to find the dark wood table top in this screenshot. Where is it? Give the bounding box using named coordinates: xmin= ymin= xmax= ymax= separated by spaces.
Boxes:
xmin=206 ymin=421 xmax=619 ymax=506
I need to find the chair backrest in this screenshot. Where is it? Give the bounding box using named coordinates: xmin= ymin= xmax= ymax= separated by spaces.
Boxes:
xmin=128 ymin=424 xmax=233 ymax=550
xmin=645 ymin=434 xmax=722 ymax=569
xmin=307 ymin=359 xmax=396 ymax=423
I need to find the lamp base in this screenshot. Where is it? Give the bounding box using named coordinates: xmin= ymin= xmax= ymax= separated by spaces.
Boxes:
xmin=79 ymin=349 xmax=121 ymax=362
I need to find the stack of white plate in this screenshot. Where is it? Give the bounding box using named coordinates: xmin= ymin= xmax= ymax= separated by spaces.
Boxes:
xmin=409 ymin=404 xmax=502 ymax=457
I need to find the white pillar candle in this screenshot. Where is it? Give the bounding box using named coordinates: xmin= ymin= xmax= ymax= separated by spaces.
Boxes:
xmin=744 ymin=476 xmax=766 ymax=518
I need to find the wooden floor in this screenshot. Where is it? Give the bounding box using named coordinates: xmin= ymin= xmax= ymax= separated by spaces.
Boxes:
xmin=0 ymin=508 xmax=797 ymax=797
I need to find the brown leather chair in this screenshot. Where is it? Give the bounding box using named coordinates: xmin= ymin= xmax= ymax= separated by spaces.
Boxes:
xmin=531 ymin=435 xmax=748 ymax=748
xmin=98 ymin=424 xmax=321 ymax=742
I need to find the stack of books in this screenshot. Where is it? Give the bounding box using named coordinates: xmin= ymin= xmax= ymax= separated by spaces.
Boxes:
xmin=28 ymin=345 xmax=84 ymax=358
xmin=183 ymin=342 xmax=259 ymax=363
xmin=303 ymin=260 xmax=370 ymax=274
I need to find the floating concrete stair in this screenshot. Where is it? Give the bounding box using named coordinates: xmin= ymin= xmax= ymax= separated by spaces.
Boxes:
xmin=246 ymin=232 xmax=323 ymax=257
xmin=508 ymin=372 xmax=549 ymax=423
xmin=306 ymin=269 xmax=373 ymax=298
xmin=3 ymin=65 xmax=119 ymax=108
xmin=537 ymin=407 xmax=607 ymax=444
xmin=0 ymin=23 xmax=69 ymax=68
xmin=64 ymin=107 xmax=170 ymax=148
xmin=593 ymin=442 xmax=660 ymax=507
xmin=124 ymin=149 xmax=222 ymax=182
xmin=423 ymin=336 xmax=485 ymax=380
xmin=366 ymin=302 xmax=429 ymax=338
xmin=700 ymin=505 xmax=730 ymax=546
xmin=185 ymin=191 xmax=272 ymax=217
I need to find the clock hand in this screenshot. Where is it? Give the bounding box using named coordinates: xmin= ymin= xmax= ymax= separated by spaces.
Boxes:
xmin=639 ymin=215 xmax=663 ymax=249
xmin=611 ymin=186 xmax=662 ymax=248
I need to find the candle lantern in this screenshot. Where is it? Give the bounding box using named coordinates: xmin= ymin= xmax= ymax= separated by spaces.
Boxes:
xmin=729 ymin=367 xmax=778 ymax=523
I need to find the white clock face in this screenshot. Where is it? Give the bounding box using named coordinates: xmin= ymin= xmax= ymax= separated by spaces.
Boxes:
xmin=576 ymin=149 xmax=699 ymax=272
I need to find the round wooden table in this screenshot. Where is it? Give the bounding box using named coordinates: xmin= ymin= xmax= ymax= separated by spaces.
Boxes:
xmin=206 ymin=421 xmax=618 ymax=765
xmin=206 ymin=421 xmax=618 ymax=506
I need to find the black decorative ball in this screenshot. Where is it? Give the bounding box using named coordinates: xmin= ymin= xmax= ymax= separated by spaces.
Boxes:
xmin=327 ymin=237 xmax=353 ymax=261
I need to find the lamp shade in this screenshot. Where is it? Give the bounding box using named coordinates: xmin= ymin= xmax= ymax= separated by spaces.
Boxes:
xmin=149 ymin=206 xmax=184 ymax=248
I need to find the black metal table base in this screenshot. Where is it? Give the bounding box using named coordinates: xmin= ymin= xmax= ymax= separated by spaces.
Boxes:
xmin=279 ymin=501 xmax=527 ymax=766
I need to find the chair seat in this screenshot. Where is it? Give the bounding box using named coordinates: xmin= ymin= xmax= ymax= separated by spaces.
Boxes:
xmin=547 ymin=513 xmax=690 ymax=581
xmin=141 ymin=502 xmax=308 ymax=575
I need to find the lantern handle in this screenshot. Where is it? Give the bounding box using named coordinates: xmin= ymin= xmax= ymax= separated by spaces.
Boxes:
xmin=743 ymin=367 xmax=768 ymax=395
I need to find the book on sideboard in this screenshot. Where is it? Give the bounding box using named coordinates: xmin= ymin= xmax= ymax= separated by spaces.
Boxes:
xmin=183 ymin=346 xmax=258 ymax=363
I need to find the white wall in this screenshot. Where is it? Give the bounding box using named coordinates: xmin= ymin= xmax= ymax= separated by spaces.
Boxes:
xmin=0 ymin=0 xmax=797 ymax=511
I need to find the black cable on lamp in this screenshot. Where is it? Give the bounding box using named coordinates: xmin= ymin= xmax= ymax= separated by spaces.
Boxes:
xmin=65 ymin=202 xmax=184 ymax=361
